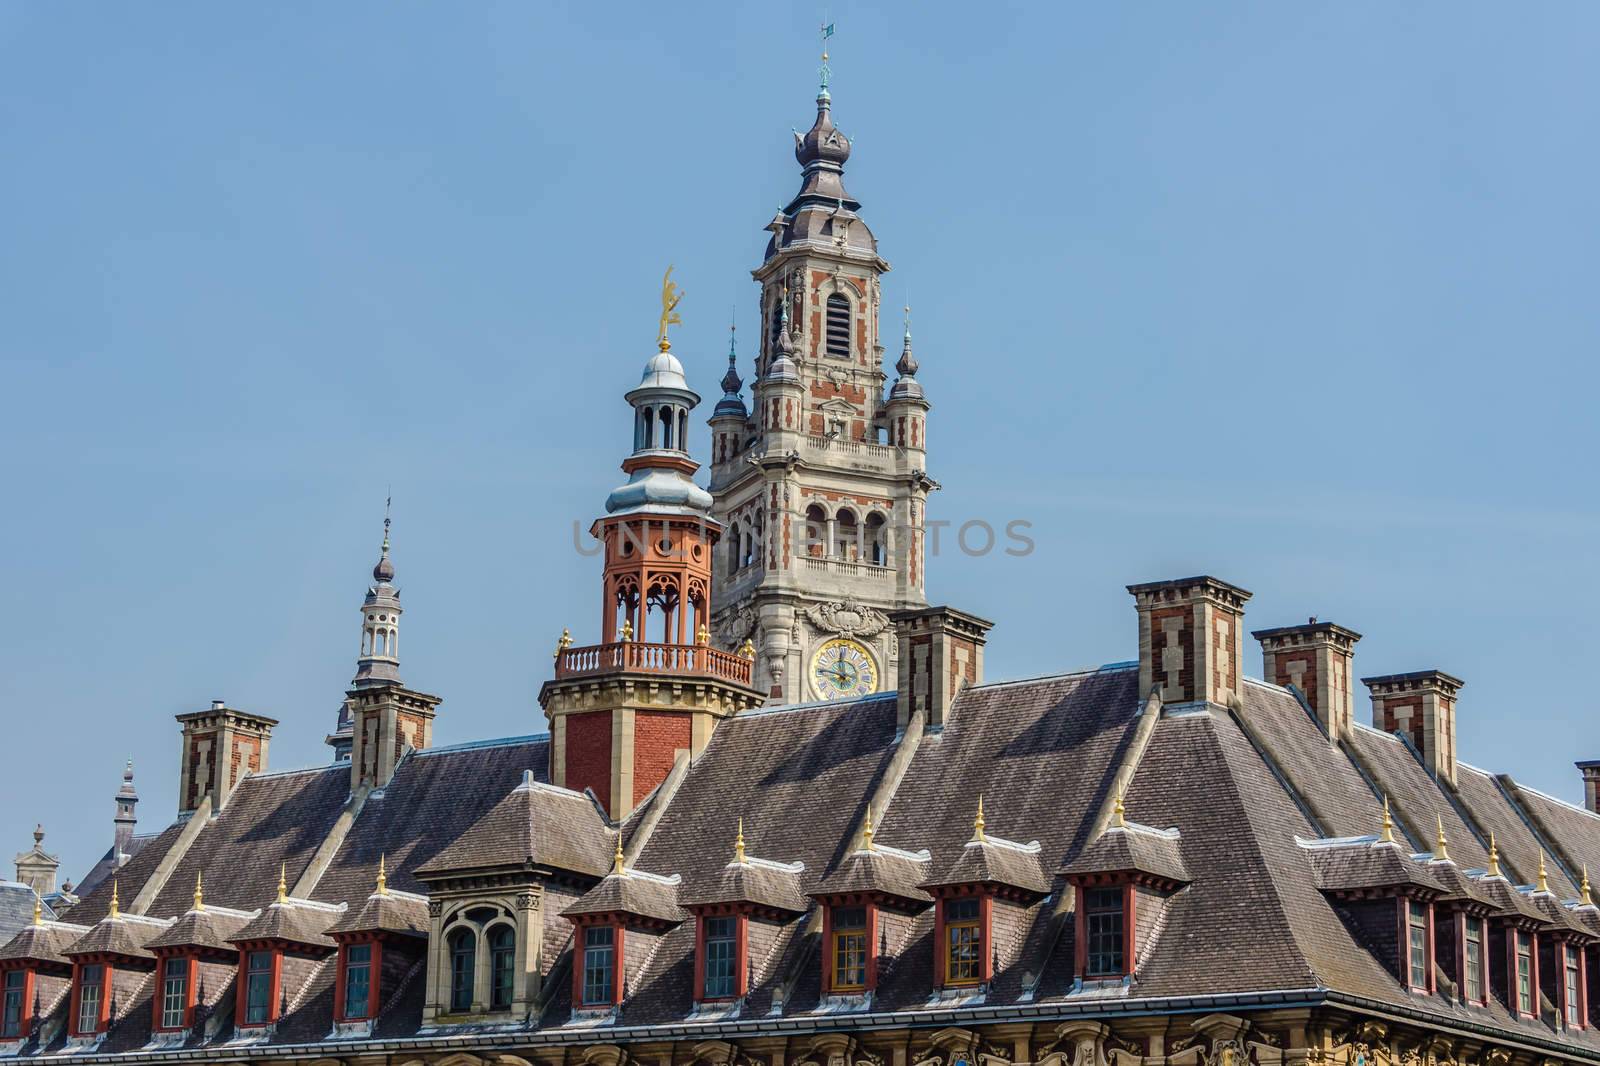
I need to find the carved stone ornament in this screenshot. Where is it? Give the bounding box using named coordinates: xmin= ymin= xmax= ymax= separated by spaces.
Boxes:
xmin=794 ymin=1034 xmax=885 ymax=1066
xmin=721 ymin=604 xmax=759 ymax=645
xmin=805 ymin=598 xmax=891 ymax=639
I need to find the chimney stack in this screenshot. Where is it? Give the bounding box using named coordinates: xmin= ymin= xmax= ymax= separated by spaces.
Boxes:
xmin=1252 ymin=619 xmax=1361 ymax=740
xmin=892 ymin=606 xmax=993 ymax=733
xmin=176 ymin=701 xmax=277 ymax=814
xmin=1362 ymin=671 xmax=1463 ymax=785
xmin=1128 ymin=576 xmax=1251 ymax=707
xmin=1577 ymin=761 xmax=1600 ymax=814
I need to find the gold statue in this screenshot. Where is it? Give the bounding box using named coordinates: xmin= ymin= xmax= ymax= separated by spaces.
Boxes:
xmin=658 ymin=265 xmax=684 ymax=350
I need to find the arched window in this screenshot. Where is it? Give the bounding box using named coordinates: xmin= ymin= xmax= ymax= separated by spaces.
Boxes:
xmin=448 ymin=928 xmax=476 ymax=1012
xmin=825 ymin=294 xmax=851 ymax=359
xmin=835 ymin=508 xmax=860 ymax=561
xmin=804 ymin=504 xmax=828 ymax=558
xmin=488 ymin=925 xmax=516 ymax=1011
xmin=678 ymin=409 xmax=688 ymax=452
xmin=660 ymin=407 xmax=674 ymax=450
xmin=865 ymin=512 xmax=888 ymax=567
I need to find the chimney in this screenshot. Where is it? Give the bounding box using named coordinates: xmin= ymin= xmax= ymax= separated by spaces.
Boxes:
xmin=1252 ymin=619 xmax=1361 ymax=740
xmin=892 ymin=606 xmax=994 ymax=733
xmin=348 ymin=685 xmax=441 ymax=793
xmin=14 ymin=825 xmax=59 ymax=897
xmin=1128 ymin=576 xmax=1251 ymax=707
xmin=175 ymin=701 xmax=277 ymax=814
xmin=1362 ymin=671 xmax=1463 ymax=785
xmin=1577 ymin=761 xmax=1600 ymax=814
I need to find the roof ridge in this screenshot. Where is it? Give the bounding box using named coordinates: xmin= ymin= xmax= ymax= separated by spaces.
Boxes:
xmin=737 ymin=691 xmax=896 ymax=718
xmin=1511 ymin=780 xmax=1600 ymax=821
xmin=416 ymin=733 xmax=548 ymax=757
xmin=969 ymin=662 xmax=1136 ymax=691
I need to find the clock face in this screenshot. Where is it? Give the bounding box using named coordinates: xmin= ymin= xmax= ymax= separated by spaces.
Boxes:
xmin=810 ymin=638 xmax=879 ymax=700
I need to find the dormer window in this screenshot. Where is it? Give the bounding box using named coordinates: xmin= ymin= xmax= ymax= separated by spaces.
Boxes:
xmin=159 ymin=957 xmax=190 ymax=1030
xmin=488 ymin=925 xmax=515 ymax=1010
xmin=1 ymin=971 xmax=23 ymax=1037
xmin=580 ymin=926 xmax=616 ymax=1006
xmin=1084 ymin=887 xmax=1127 ymax=977
xmin=1515 ymin=930 xmax=1535 ymax=1016
xmin=448 ymin=928 xmax=474 ymax=1012
xmin=1404 ymin=900 xmax=1434 ymax=993
xmin=1564 ymin=943 xmax=1585 ymax=1028
xmin=1464 ymin=915 xmax=1486 ymax=1004
xmin=72 ymin=963 xmax=106 ymax=1036
xmin=830 ymin=906 xmax=867 ymax=991
xmin=701 ymin=915 xmax=739 ymax=999
xmin=340 ymin=944 xmax=372 ymax=1020
xmin=242 ymin=950 xmax=274 ymax=1025
xmin=942 ymin=895 xmax=984 ymax=986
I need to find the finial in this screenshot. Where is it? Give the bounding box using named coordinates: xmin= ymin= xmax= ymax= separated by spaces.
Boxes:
xmin=32 ymin=824 xmax=43 ymax=847
xmin=1582 ymin=865 xmax=1593 ymax=907
xmin=738 ymin=637 xmax=755 ymax=659
xmin=1379 ymin=796 xmax=1395 ymax=844
xmin=32 ymin=895 xmax=42 ymax=927
xmin=818 ymin=21 xmax=835 ymax=95
xmin=735 ymin=817 xmax=747 ymax=865
xmin=1537 ymin=852 xmax=1550 ymax=894
xmin=657 ymin=265 xmax=684 ymax=351
xmin=554 ymin=627 xmax=572 ymax=660
xmin=696 ymin=623 xmax=710 ymax=646
xmin=1112 ymin=784 xmax=1127 ymax=829
xmin=620 ymin=618 xmax=634 ymax=643
xmin=1434 ymin=814 xmax=1450 ymax=862
xmin=1486 ymin=832 xmax=1502 ymax=877
xmin=372 ymin=496 xmax=396 ymax=583
xmin=613 ymin=833 xmax=626 ymax=876
xmin=862 ymin=806 xmax=875 ymax=852
xmin=277 ymin=863 xmax=288 ymax=903
xmin=972 ymin=795 xmax=986 ymax=843
xmin=108 ymin=880 xmax=120 ymax=919
xmin=194 ymin=872 xmax=205 ymax=912
xmin=376 ymin=854 xmax=389 ymax=897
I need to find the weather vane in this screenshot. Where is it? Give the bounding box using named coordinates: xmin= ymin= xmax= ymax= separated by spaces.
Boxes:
xmin=658 ymin=265 xmax=684 ymax=351
xmin=819 ymin=20 xmax=834 ymax=93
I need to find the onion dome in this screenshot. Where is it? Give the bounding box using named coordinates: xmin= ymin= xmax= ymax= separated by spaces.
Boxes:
xmin=889 ymin=307 xmax=924 ymax=401
xmin=713 ymin=321 xmax=747 ymax=419
xmin=604 ymin=467 xmax=715 ymax=517
xmin=372 ymin=526 xmax=395 ymax=583
xmin=787 ymin=76 xmax=857 ymax=212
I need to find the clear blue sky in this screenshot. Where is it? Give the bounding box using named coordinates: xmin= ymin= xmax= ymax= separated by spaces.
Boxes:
xmin=2 ymin=2 xmax=1597 ymax=881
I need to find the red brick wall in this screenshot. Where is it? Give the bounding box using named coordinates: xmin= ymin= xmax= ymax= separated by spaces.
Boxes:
xmin=565 ymin=711 xmax=613 ymax=813
xmin=1150 ymin=606 xmax=1194 ymax=700
xmin=633 ymin=711 xmax=691 ymax=806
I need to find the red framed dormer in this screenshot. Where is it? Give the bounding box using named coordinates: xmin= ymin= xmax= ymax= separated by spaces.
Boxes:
xmin=1398 ymin=897 xmax=1437 ymax=995
xmin=66 ymin=958 xmax=113 ymax=1038
xmin=331 ymin=934 xmax=381 ymax=1024
xmin=0 ymin=915 xmax=83 ymax=1046
xmin=690 ymin=905 xmax=750 ymax=1002
xmin=1060 ymin=809 xmax=1190 ymax=984
xmin=326 ymin=875 xmax=431 ymax=1028
xmin=1524 ymin=882 xmax=1594 ymax=1032
xmin=807 ymin=822 xmax=934 ymax=999
xmin=225 ymin=890 xmax=340 ymax=1032
xmin=61 ymin=896 xmax=163 ymax=1040
xmin=561 ymin=851 xmax=687 ymax=1014
xmin=679 ymin=831 xmax=807 ymax=1006
xmin=568 ymin=917 xmax=626 ymax=1009
xmin=143 ymin=885 xmax=253 ymax=1037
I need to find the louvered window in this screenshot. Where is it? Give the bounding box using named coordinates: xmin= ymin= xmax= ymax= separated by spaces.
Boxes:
xmin=825 ymin=294 xmax=851 ymax=358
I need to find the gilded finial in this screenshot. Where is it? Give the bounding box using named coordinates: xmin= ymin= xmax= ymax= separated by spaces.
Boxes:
xmin=657 ymin=265 xmax=684 ymax=351
xmin=376 ymin=854 xmax=388 ymax=897
xmin=1581 ymin=865 xmax=1592 ymax=907
xmin=554 ymin=627 xmax=572 ymax=660
xmin=109 ymin=880 xmax=120 ymax=919
xmin=861 ymin=806 xmax=875 ymax=852
xmin=1112 ymin=784 xmax=1127 ymax=829
xmin=620 ymin=618 xmax=634 ymax=643
xmin=194 ymin=872 xmax=205 ymax=912
xmin=1537 ymin=851 xmax=1550 ymax=894
xmin=613 ymin=834 xmax=626 ymax=876
xmin=32 ymin=895 xmax=42 ymax=927
xmin=735 ymin=817 xmax=747 ymax=865
xmin=1487 ymin=832 xmax=1502 ymax=877
xmin=277 ymin=862 xmax=288 ymax=903
xmin=696 ymin=623 xmax=710 ymax=646
xmin=1379 ymin=796 xmax=1395 ymax=844
xmin=1434 ymin=814 xmax=1450 ymax=862
xmin=737 ymin=637 xmax=755 ymax=659
xmin=972 ymin=795 xmax=986 ymax=843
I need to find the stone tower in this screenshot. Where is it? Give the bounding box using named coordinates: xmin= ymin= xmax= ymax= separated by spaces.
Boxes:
xmin=708 ymin=66 xmax=932 ymax=703
xmin=541 ymin=303 xmax=763 ymax=819
xmin=112 ymin=760 xmax=138 ymax=861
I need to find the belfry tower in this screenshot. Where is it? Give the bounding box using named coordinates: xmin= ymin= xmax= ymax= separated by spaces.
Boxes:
xmin=541 ymin=280 xmax=763 ymax=820
xmin=708 ymin=59 xmax=932 ymax=703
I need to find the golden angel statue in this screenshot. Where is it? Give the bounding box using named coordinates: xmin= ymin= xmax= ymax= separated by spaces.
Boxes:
xmin=658 ymin=265 xmax=684 ymax=349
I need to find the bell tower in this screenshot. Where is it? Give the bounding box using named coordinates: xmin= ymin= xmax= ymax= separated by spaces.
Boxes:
xmin=541 ymin=277 xmax=764 ymax=819
xmin=708 ymin=59 xmax=932 ymax=704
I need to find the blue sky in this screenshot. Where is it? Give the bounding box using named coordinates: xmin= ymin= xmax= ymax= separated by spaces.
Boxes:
xmin=2 ymin=2 xmax=1597 ymax=881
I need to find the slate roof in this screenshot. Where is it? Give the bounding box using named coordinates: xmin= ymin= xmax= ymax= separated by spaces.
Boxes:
xmin=327 ymin=891 xmax=429 ymax=938
xmin=563 ymin=870 xmax=685 ymax=925
xmin=1303 ymin=840 xmax=1448 ymax=895
xmin=413 ymin=772 xmax=612 ymax=880
xmin=228 ymin=899 xmax=341 ymax=949
xmin=0 ymin=920 xmax=89 ymax=966
xmin=62 ymin=915 xmax=167 ymax=960
xmin=1063 ymin=823 xmax=1190 ymax=885
xmin=681 ymin=857 xmax=809 ymax=914
xmin=810 ymin=845 xmax=932 ymax=906
xmin=144 ymin=907 xmax=253 ymax=952
xmin=923 ymin=836 xmax=1051 ymax=897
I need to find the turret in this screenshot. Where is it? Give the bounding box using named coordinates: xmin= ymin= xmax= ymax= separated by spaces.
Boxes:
xmin=112 ymin=761 xmax=138 ymax=862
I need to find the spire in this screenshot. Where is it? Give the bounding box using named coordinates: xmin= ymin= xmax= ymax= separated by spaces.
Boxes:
xmin=193 ymin=872 xmax=205 ymax=912
xmin=972 ymin=795 xmax=986 ymax=843
xmin=1112 ymin=784 xmax=1127 ymax=830
xmin=350 ymin=501 xmax=403 ymax=693
xmin=1486 ymin=832 xmax=1502 ymax=877
xmin=1434 ymin=814 xmax=1450 ymax=862
xmin=714 ymin=313 xmax=746 ymax=418
xmin=1582 ymin=865 xmax=1593 ymax=907
xmin=889 ymin=304 xmax=925 ymax=402
xmin=734 ymin=818 xmax=747 ymax=865
xmin=373 ymin=498 xmax=395 ymax=584
xmin=1537 ymin=852 xmax=1550 ymax=894
xmin=861 ymin=806 xmax=875 ymax=852
xmin=1379 ymin=796 xmax=1396 ymax=844
xmin=767 ymin=286 xmax=801 ymax=384
xmin=791 ymin=29 xmax=855 ymax=211
xmin=113 ymin=760 xmax=138 ymax=860
xmin=108 ymin=880 xmax=120 ymax=919
xmin=612 ymin=834 xmax=626 ymax=876
xmin=376 ymin=854 xmax=388 ymax=897
xmin=277 ymin=863 xmax=288 ymax=904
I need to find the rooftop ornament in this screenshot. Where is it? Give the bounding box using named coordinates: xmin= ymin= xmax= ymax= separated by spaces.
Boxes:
xmin=1486 ymin=832 xmax=1502 ymax=877
xmin=972 ymin=795 xmax=986 ymax=843
xmin=376 ymin=854 xmax=388 ymax=897
xmin=1434 ymin=814 xmax=1450 ymax=862
xmin=1379 ymin=796 xmax=1396 ymax=845
xmin=657 ymin=265 xmax=684 ymax=352
xmin=194 ymin=872 xmax=205 ymax=913
xmin=735 ymin=818 xmax=748 ymax=865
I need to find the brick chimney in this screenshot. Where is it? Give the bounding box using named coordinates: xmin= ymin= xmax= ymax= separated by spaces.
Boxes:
xmin=892 ymin=605 xmax=994 ymax=733
xmin=1362 ymin=671 xmax=1463 ymax=784
xmin=1252 ymin=619 xmax=1361 ymax=740
xmin=176 ymin=700 xmax=277 ymax=814
xmin=1128 ymin=576 xmax=1251 ymax=707
xmin=348 ymin=685 xmax=442 ymax=794
xmin=1577 ymin=761 xmax=1600 ymax=814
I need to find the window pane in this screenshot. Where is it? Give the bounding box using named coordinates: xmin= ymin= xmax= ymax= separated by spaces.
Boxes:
xmin=449 ymin=930 xmax=476 ymax=1012
xmin=1516 ymin=932 xmax=1533 ymax=1014
xmin=1566 ymin=946 xmax=1582 ymax=1026
xmin=582 ymin=926 xmax=615 ymax=1006
xmin=1464 ymin=918 xmax=1483 ymax=1002
xmin=245 ymin=952 xmax=273 ymax=1024
xmin=3 ymin=971 xmax=24 ymax=1037
xmin=161 ymin=958 xmax=188 ymax=1029
xmin=1086 ymin=888 xmax=1125 ymax=976
xmin=1407 ymin=903 xmax=1429 ymax=990
xmin=703 ymin=917 xmax=737 ymax=999
xmin=77 ymin=966 xmax=102 ymax=1034
xmin=489 ymin=926 xmax=515 ymax=1011
xmin=834 ymin=931 xmax=867 ymax=989
xmin=343 ymin=944 xmax=372 ymax=1020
